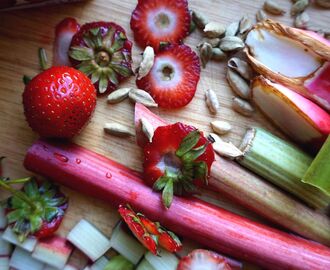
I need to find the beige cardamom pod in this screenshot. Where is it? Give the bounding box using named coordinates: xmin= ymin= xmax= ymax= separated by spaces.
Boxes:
xmin=140 ymin=117 xmax=154 ymax=143
xmin=205 ymin=89 xmax=220 ymax=114
xmin=294 ymin=11 xmax=310 ymax=29
xmin=225 ymin=21 xmax=240 ymax=37
xmin=315 ymin=0 xmax=330 ymax=8
xmin=104 ymin=123 xmax=134 ymax=137
xmin=232 ymin=97 xmax=254 ymax=116
xmin=291 ymin=0 xmax=309 ymax=16
xmin=199 ymin=42 xmax=213 ymax=68
xmin=137 ymin=46 xmax=154 ymax=80
xmin=239 ymin=15 xmax=253 ymax=35
xmin=107 ymin=87 xmax=131 ymax=104
xmin=263 ymin=0 xmax=286 ymax=15
xmin=211 ymin=120 xmax=232 ymax=135
xmin=211 ymin=48 xmax=226 ymax=61
xmin=209 ymin=133 xmax=243 ymax=159
xmin=128 ymin=89 xmax=158 ymax=107
xmin=192 ymin=10 xmax=210 ymax=29
xmin=256 ymin=9 xmax=267 ymax=22
xmin=199 ymin=38 xmax=221 ymax=48
xmin=204 ymin=22 xmax=226 ymax=38
xmin=219 ymin=36 xmax=245 ymax=52
xmin=228 ymin=57 xmax=254 ymax=81
xmin=226 ymin=69 xmax=251 ymax=100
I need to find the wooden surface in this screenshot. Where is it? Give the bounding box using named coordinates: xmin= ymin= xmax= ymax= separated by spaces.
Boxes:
xmin=0 ymin=0 xmax=329 ymax=245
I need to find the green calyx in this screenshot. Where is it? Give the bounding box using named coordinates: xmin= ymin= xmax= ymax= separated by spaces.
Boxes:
xmin=0 ymin=178 xmax=67 ymax=242
xmin=153 ymin=130 xmax=209 ymax=209
xmin=69 ymin=26 xmax=133 ymax=94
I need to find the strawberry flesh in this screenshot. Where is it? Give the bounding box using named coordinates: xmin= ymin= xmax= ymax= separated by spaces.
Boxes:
xmin=53 ymin=17 xmax=80 ymax=66
xmin=136 ymin=44 xmax=200 ymax=108
xmin=130 ymin=0 xmax=190 ymax=50
xmin=177 ymin=249 xmax=232 ymax=270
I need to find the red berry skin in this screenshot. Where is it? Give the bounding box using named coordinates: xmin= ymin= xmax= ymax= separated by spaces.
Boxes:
xmin=33 ymin=214 xmax=63 ymax=239
xmin=23 ymin=66 xmax=96 ymax=138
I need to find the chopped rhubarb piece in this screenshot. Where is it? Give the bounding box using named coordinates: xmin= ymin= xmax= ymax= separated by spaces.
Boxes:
xmin=2 ymin=227 xmax=37 ymax=252
xmin=9 ymin=247 xmax=44 ymax=270
xmin=67 ymin=219 xmax=111 ymax=261
xmin=145 ymin=249 xmax=179 ymax=270
xmin=0 ymin=206 xmax=6 ymax=230
xmin=90 ymin=256 xmax=109 ymax=270
xmin=0 ymin=257 xmax=9 ymax=270
xmin=31 ymin=235 xmax=73 ymax=269
xmin=66 ymin=248 xmax=89 ymax=270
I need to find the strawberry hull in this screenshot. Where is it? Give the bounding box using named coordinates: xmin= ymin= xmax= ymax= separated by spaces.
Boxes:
xmin=24 ymin=139 xmax=330 ymax=270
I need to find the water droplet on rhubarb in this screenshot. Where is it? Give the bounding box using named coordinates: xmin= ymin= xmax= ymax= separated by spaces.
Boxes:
xmin=54 ymin=152 xmax=69 ymax=162
xmin=106 ymin=172 xmax=112 ymax=179
xmin=76 ymin=158 xmax=81 ymax=164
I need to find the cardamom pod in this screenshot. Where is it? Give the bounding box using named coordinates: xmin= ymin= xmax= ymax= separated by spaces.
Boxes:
xmin=137 ymin=46 xmax=154 ymax=80
xmin=315 ymin=0 xmax=330 ymax=8
xmin=232 ymin=97 xmax=254 ymax=116
xmin=211 ymin=48 xmax=226 ymax=61
xmin=205 ymin=89 xmax=219 ymax=114
xmin=199 ymin=38 xmax=221 ymax=48
xmin=219 ymin=36 xmax=245 ymax=52
xmin=263 ymin=0 xmax=286 ymax=15
xmin=189 ymin=10 xmax=197 ymax=34
xmin=140 ymin=117 xmax=154 ymax=143
xmin=291 ymin=0 xmax=309 ymax=16
xmin=128 ymin=89 xmax=158 ymax=107
xmin=107 ymin=87 xmax=131 ymax=104
xmin=104 ymin=123 xmax=134 ymax=137
xmin=256 ymin=9 xmax=267 ymax=22
xmin=211 ymin=120 xmax=232 ymax=135
xmin=199 ymin=42 xmax=213 ymax=68
xmin=210 ymin=133 xmax=243 ymax=159
xmin=227 ymin=70 xmax=251 ymax=100
xmin=225 ymin=21 xmax=239 ymax=37
xmin=239 ymin=15 xmax=253 ymax=35
xmin=227 ymin=57 xmax=254 ymax=80
xmin=204 ymin=22 xmax=226 ymax=38
xmin=294 ymin=11 xmax=310 ymax=29
xmin=192 ymin=10 xmax=210 ymax=29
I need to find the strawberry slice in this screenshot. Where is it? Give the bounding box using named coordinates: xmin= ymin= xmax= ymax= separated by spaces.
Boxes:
xmin=130 ymin=0 xmax=190 ymax=50
xmin=53 ymin=17 xmax=80 ymax=66
xmin=143 ymin=123 xmax=215 ymax=208
xmin=177 ymin=249 xmax=232 ymax=270
xmin=136 ymin=44 xmax=200 ymax=108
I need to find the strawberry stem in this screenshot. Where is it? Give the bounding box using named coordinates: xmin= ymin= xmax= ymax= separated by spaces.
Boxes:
xmin=0 ymin=178 xmax=36 ymax=211
xmin=38 ymin=48 xmax=48 ymax=71
xmin=4 ymin=177 xmax=32 ymax=185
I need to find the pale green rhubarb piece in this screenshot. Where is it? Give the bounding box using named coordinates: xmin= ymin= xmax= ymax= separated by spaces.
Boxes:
xmin=302 ymin=135 xmax=330 ymax=196
xmin=238 ymin=127 xmax=330 ymax=209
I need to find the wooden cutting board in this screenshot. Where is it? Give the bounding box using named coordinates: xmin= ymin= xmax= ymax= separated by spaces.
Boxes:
xmin=0 ymin=0 xmax=329 ymax=254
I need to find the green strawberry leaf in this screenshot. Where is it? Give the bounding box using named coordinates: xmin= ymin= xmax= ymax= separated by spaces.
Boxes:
xmin=162 ymin=179 xmax=174 ymax=209
xmin=176 ymin=130 xmax=200 ymax=157
xmin=69 ymin=47 xmax=94 ymax=61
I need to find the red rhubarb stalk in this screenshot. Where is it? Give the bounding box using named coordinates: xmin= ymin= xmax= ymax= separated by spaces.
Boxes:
xmin=24 ymin=139 xmax=330 ymax=270
xmin=134 ymin=104 xmax=330 ymax=246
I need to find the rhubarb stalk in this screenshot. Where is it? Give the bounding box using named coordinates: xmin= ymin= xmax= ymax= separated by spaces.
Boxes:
xmin=237 ymin=127 xmax=330 ymax=209
xmin=24 ymin=139 xmax=330 ymax=269
xmin=303 ymin=135 xmax=330 ymax=196
xmin=134 ymin=103 xmax=330 ymax=246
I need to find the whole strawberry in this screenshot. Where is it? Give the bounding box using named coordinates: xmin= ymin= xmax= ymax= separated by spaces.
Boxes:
xmin=23 ymin=66 xmax=96 ymax=138
xmin=69 ymin=21 xmax=133 ymax=94
xmin=143 ymin=123 xmax=215 ymax=208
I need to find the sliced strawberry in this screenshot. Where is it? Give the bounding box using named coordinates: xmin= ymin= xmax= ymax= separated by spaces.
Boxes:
xmin=130 ymin=0 xmax=190 ymax=50
xmin=177 ymin=249 xmax=232 ymax=270
xmin=136 ymin=44 xmax=200 ymax=108
xmin=53 ymin=17 xmax=80 ymax=66
xmin=118 ymin=204 xmax=158 ymax=255
xmin=138 ymin=214 xmax=159 ymax=235
xmin=158 ymin=229 xmax=182 ymax=252
xmin=143 ymin=123 xmax=214 ymax=208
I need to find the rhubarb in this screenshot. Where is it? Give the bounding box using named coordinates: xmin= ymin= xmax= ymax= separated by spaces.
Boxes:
xmin=245 ymin=19 xmax=330 ymax=111
xmin=104 ymin=255 xmax=134 ymax=270
xmin=134 ymin=103 xmax=330 ymax=246
xmin=0 ymin=233 xmax=12 ymax=256
xmin=251 ymin=76 xmax=330 ymax=151
xmin=2 ymin=227 xmax=37 ymax=252
xmin=0 ymin=206 xmax=6 ymax=230
xmin=9 ymin=247 xmax=44 ymax=270
xmin=0 ymin=257 xmax=9 ymax=270
xmin=24 ymin=139 xmax=330 ymax=269
xmin=145 ymin=249 xmax=179 ymax=270
xmin=238 ymin=127 xmax=330 ymax=209
xmin=90 ymin=256 xmax=109 ymax=270
xmin=303 ymin=135 xmax=330 ymax=196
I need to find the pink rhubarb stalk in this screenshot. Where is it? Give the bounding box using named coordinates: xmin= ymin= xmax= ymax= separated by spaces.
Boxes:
xmin=24 ymin=139 xmax=330 ymax=270
xmin=252 ymin=76 xmax=330 ymax=151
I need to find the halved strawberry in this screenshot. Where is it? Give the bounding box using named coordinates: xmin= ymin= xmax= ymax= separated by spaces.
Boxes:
xmin=130 ymin=0 xmax=190 ymax=50
xmin=143 ymin=123 xmax=214 ymax=208
xmin=53 ymin=17 xmax=80 ymax=66
xmin=69 ymin=21 xmax=133 ymax=94
xmin=136 ymin=44 xmax=200 ymax=108
xmin=177 ymin=249 xmax=232 ymax=270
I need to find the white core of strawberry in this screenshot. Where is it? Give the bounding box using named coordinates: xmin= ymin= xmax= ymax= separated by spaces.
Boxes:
xmin=152 ymin=57 xmax=182 ymax=87
xmin=147 ymin=9 xmax=177 ymax=36
xmin=9 ymin=247 xmax=44 ymax=270
xmin=188 ymin=252 xmax=228 ymax=270
xmin=246 ymin=29 xmax=321 ymax=77
xmin=156 ymin=152 xmax=182 ymax=175
xmin=145 ymin=249 xmax=179 ymax=270
xmin=2 ymin=227 xmax=37 ymax=252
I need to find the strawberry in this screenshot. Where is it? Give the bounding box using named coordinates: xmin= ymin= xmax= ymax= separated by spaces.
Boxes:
xmin=130 ymin=0 xmax=190 ymax=50
xmin=136 ymin=44 xmax=200 ymax=108
xmin=2 ymin=178 xmax=68 ymax=242
xmin=53 ymin=17 xmax=80 ymax=66
xmin=69 ymin=21 xmax=133 ymax=94
xmin=177 ymin=249 xmax=232 ymax=270
xmin=118 ymin=204 xmax=182 ymax=254
xmin=23 ymin=66 xmax=96 ymax=138
xmin=143 ymin=123 xmax=214 ymax=208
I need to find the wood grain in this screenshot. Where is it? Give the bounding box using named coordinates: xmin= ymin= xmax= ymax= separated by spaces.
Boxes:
xmin=0 ymin=0 xmax=329 ymax=247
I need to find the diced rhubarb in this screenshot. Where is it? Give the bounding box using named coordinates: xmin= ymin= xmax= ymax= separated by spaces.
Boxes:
xmin=145 ymin=249 xmax=179 ymax=270
xmin=90 ymin=256 xmax=109 ymax=270
xmin=2 ymin=227 xmax=37 ymax=252
xmin=0 ymin=206 xmax=7 ymax=230
xmin=9 ymin=247 xmax=44 ymax=270
xmin=136 ymin=258 xmax=155 ymax=270
xmin=0 ymin=233 xmax=12 ymax=256
xmin=67 ymin=219 xmax=111 ymax=261
xmin=0 ymin=257 xmax=9 ymax=270
xmin=66 ymin=248 xmax=89 ymax=270
xmin=32 ymin=235 xmax=73 ymax=269
xmin=24 ymin=139 xmax=330 ymax=269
